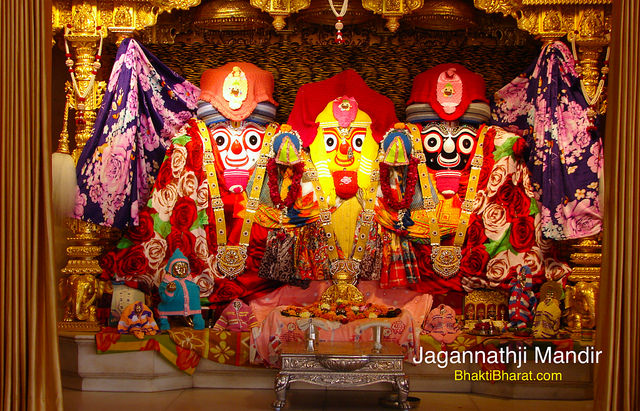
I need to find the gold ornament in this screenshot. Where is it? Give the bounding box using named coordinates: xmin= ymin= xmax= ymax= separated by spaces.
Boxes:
xmin=406 ymin=0 xmax=477 ymax=31
xmin=193 ymin=0 xmax=272 ymax=31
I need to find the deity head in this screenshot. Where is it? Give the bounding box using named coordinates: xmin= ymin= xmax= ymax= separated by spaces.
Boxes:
xmin=406 ymin=64 xmax=490 ymax=197
xmin=166 ymin=248 xmax=191 ymax=279
xmin=197 ymin=62 xmax=278 ymax=193
xmin=288 ymin=70 xmax=398 ymax=204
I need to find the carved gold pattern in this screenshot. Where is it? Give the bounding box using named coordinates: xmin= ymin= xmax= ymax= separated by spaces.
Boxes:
xmin=406 ymin=0 xmax=477 ymax=31
xmin=193 ymin=0 xmax=272 ymax=31
xmin=361 ymin=0 xmax=424 ymax=31
xmin=473 ymin=0 xmax=611 ymax=111
xmin=250 ymin=0 xmax=311 ymax=30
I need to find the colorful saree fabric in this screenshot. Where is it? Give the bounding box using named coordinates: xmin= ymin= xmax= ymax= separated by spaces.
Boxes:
xmin=75 ymin=38 xmax=199 ymax=228
xmin=492 ymin=41 xmax=603 ymax=240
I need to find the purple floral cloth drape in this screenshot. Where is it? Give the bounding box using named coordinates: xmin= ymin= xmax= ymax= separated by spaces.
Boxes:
xmin=74 ymin=38 xmax=200 ymax=228
xmin=491 ymin=41 xmax=603 ymax=240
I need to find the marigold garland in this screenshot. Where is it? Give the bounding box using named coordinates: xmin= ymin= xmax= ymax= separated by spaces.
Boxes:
xmin=281 ymin=301 xmax=401 ymax=324
xmin=379 ymin=156 xmax=420 ymax=210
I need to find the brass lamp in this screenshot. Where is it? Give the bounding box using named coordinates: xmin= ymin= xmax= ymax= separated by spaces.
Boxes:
xmin=406 ymin=0 xmax=477 ymax=31
xmin=193 ymin=0 xmax=272 ymax=30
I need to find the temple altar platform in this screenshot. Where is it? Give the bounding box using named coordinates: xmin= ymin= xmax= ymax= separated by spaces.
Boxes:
xmin=59 ymin=331 xmax=594 ymax=400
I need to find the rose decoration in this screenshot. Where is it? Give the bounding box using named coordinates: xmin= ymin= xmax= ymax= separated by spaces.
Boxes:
xmin=209 ymin=280 xmax=245 ymax=303
xmin=466 ymin=215 xmax=488 ymax=247
xmin=166 ymin=230 xmax=196 ymax=257
xmin=170 ymin=196 xmax=198 ymax=232
xmin=144 ymin=236 xmax=168 ymax=270
xmin=185 ymin=138 xmax=204 ymax=172
xmin=127 ymin=210 xmax=155 ymax=243
xmin=178 ymin=171 xmax=199 ymax=198
xmin=152 ymin=183 xmax=180 ymax=221
xmin=116 ymin=244 xmax=149 ymax=279
xmin=459 ymin=245 xmax=490 ymax=278
xmin=509 ymin=216 xmax=535 ymax=253
xmin=482 ymin=203 xmax=510 ymax=241
xmin=486 ymin=250 xmax=511 ymax=284
xmin=170 ymin=145 xmax=188 ymax=178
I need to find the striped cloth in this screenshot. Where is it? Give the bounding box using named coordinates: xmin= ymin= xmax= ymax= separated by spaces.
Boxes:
xmin=406 ymin=101 xmax=491 ymax=126
xmin=196 ymin=99 xmax=277 ymax=126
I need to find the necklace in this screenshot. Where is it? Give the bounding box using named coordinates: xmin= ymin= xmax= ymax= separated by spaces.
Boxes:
xmin=64 ymin=25 xmax=104 ymax=126
xmin=266 ymin=159 xmax=305 ymax=211
xmin=405 ymin=123 xmax=487 ymax=279
xmin=304 ymin=152 xmax=378 ymax=278
xmin=201 ymin=121 xmax=278 ymax=279
xmin=569 ymin=32 xmax=610 ymax=120
xmin=379 ymin=156 xmax=419 ymax=211
xmin=328 ymin=0 xmax=348 ymax=43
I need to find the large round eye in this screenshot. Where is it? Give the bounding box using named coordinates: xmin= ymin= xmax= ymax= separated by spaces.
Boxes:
xmin=457 ymin=133 xmax=475 ymax=155
xmin=212 ymin=130 xmax=230 ymax=150
xmin=324 ymin=132 xmax=338 ymax=152
xmin=351 ymin=133 xmax=365 ymax=153
xmin=422 ymin=132 xmax=442 ymax=153
xmin=243 ymin=129 xmax=263 ymax=151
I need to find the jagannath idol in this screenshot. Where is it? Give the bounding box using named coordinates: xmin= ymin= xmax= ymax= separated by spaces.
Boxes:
xmin=99 ymin=61 xmax=285 ymax=308
xmin=256 ymin=70 xmax=399 ymax=299
xmin=373 ymin=63 xmax=570 ymax=293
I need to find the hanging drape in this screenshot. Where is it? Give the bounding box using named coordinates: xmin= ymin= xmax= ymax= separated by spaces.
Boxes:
xmin=0 ymin=0 xmax=63 ymax=410
xmin=594 ymin=0 xmax=640 ymax=410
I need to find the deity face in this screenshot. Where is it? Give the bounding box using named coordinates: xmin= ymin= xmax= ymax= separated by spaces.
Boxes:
xmin=172 ymin=261 xmax=190 ymax=278
xmin=421 ymin=123 xmax=477 ymax=171
xmin=209 ymin=121 xmax=266 ymax=192
xmin=311 ymin=98 xmax=379 ymax=200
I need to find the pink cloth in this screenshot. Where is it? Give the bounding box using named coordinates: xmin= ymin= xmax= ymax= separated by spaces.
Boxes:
xmin=250 ymin=281 xmax=432 ymax=366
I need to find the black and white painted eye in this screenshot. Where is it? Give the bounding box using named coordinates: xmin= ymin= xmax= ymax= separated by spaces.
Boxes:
xmin=243 ymin=129 xmax=263 ymax=151
xmin=351 ymin=133 xmax=365 ymax=153
xmin=324 ymin=132 xmax=338 ymax=152
xmin=457 ymin=133 xmax=475 ymax=155
xmin=212 ymin=130 xmax=230 ymax=150
xmin=423 ymin=132 xmax=442 ymax=153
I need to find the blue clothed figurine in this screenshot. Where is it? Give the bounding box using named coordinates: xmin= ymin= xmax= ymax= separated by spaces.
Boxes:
xmin=157 ymin=248 xmax=204 ymax=330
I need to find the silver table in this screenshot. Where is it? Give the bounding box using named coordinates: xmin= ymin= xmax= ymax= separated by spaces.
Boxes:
xmin=272 ymin=341 xmax=410 ymax=410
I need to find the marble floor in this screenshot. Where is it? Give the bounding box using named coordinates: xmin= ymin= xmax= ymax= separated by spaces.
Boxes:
xmin=63 ymin=388 xmax=594 ymax=411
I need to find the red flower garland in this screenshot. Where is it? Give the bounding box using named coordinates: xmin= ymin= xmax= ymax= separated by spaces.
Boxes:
xmin=379 ymin=157 xmax=420 ymax=210
xmin=266 ymin=158 xmax=305 ymax=210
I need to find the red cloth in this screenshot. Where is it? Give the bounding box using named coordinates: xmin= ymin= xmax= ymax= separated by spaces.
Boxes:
xmin=287 ymin=70 xmax=399 ymax=146
xmin=199 ymin=62 xmax=278 ymax=122
xmin=407 ymin=63 xmax=488 ymax=122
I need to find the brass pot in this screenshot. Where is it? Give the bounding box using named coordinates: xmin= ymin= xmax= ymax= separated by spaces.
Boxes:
xmin=193 ymin=0 xmax=272 ymax=31
xmin=406 ymin=0 xmax=477 ymax=31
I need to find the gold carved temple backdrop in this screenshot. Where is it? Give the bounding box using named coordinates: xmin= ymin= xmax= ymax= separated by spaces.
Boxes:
xmin=1 ymin=0 xmax=63 ymax=410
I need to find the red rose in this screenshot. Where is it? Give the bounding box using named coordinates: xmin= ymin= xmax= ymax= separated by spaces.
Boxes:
xmin=99 ymin=251 xmax=118 ymax=281
xmin=127 ymin=210 xmax=155 ymax=243
xmin=496 ymin=182 xmax=516 ymax=207
xmin=117 ymin=245 xmax=149 ymax=278
xmin=166 ymin=230 xmax=196 ymax=257
xmin=208 ymin=279 xmax=245 ymax=304
xmin=185 ymin=138 xmax=204 ymax=172
xmin=188 ymin=255 xmax=205 ymax=277
xmin=509 ymin=216 xmax=535 ymax=253
xmin=155 ymin=158 xmax=174 ymax=189
xmin=465 ymin=215 xmax=488 ymax=247
xmin=459 ymin=245 xmax=490 ymax=277
xmin=512 ymin=137 xmax=528 ymax=160
xmin=170 ymin=197 xmax=198 ymax=232
xmin=507 ymin=186 xmax=531 ymax=218
xmin=477 ymin=128 xmax=496 ymax=191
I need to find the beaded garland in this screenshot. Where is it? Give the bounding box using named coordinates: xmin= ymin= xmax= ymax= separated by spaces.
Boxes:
xmin=64 ymin=24 xmax=104 ymax=126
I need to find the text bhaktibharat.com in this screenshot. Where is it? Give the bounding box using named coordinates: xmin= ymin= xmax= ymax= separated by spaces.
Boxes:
xmin=454 ymin=369 xmax=563 ymax=382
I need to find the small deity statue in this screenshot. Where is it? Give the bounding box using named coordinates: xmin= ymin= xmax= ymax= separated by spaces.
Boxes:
xmin=423 ymin=304 xmax=460 ymax=344
xmin=59 ymin=273 xmax=103 ymax=322
xmin=321 ymin=269 xmax=364 ymax=304
xmin=532 ymin=282 xmax=563 ymax=339
xmin=158 ymin=248 xmax=205 ymax=330
xmin=118 ymin=301 xmax=159 ymax=339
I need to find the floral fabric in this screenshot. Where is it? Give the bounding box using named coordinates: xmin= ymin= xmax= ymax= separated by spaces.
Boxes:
xmin=375 ymin=125 xmax=570 ymax=294
xmin=491 ymin=41 xmax=603 ymax=240
xmin=75 ymin=38 xmax=199 ymax=228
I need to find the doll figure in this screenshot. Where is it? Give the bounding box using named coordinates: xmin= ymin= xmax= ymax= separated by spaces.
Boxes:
xmin=158 ymin=248 xmax=205 ymax=330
